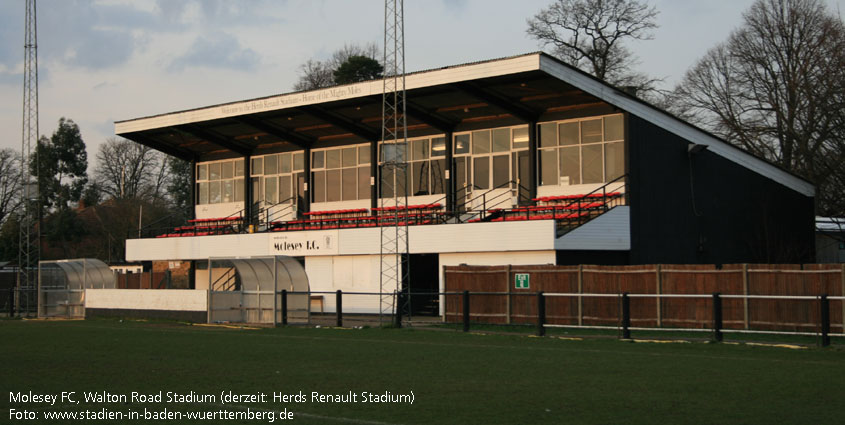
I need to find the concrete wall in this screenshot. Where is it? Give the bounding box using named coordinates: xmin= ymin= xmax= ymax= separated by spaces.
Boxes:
xmin=305 ymin=255 xmax=383 ymax=313
xmin=85 ymin=289 xmax=207 ymax=311
xmin=127 ymin=220 xmax=556 ymax=261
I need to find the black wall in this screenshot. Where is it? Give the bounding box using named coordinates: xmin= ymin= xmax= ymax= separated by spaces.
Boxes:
xmin=556 ymin=250 xmax=630 ymax=266
xmin=627 ymin=114 xmax=815 ymax=264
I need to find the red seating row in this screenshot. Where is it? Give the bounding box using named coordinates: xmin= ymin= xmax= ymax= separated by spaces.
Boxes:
xmin=271 ymin=214 xmax=435 ymax=232
xmin=508 ymin=202 xmax=605 ymax=213
xmin=304 ymin=208 xmax=368 ymax=217
xmin=188 ymin=216 xmax=242 ymax=224
xmin=468 ymin=211 xmax=591 ymax=224
xmin=156 ymin=231 xmax=216 ymax=238
xmin=372 ymin=203 xmax=441 ymax=213
xmin=533 ymin=192 xmax=621 ymax=203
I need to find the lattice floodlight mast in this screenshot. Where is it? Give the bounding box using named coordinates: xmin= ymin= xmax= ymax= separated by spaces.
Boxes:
xmin=379 ymin=0 xmax=411 ymax=323
xmin=18 ymin=0 xmax=40 ymax=315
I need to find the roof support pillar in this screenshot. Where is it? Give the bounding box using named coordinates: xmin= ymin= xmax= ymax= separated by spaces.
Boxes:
xmin=370 ymin=140 xmax=379 ymax=210
xmin=444 ymin=131 xmax=454 ymax=213
xmin=189 ymin=159 xmax=196 ymax=221
xmin=243 ymin=154 xmax=252 ymax=226
xmin=528 ymin=121 xmax=538 ymax=203
xmin=302 ymin=147 xmax=311 ymax=214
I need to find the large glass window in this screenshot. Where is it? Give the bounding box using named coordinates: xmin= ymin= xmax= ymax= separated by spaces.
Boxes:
xmin=312 ymin=144 xmax=371 ymax=203
xmin=454 ymin=125 xmax=528 ymax=193
xmin=538 ymin=114 xmax=625 ymax=186
xmin=381 ymin=136 xmax=446 ymax=198
xmin=196 ymin=158 xmax=245 ymax=205
xmin=251 ymin=151 xmax=305 ymax=205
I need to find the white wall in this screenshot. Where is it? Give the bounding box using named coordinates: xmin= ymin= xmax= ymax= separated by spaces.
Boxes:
xmin=310 ymin=199 xmax=371 ymax=213
xmin=305 ymin=255 xmax=384 ymax=314
xmin=195 ymin=202 xmax=243 ymax=220
xmin=85 ymin=289 xmax=207 ymax=311
xmin=537 ymin=183 xmax=619 ymax=198
xmin=128 ymin=220 xmax=557 ymax=261
xmin=555 ymin=206 xmax=631 ymax=251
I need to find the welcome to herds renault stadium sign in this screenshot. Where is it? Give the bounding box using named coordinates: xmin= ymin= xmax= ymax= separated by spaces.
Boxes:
xmin=269 ymin=231 xmax=339 ymax=256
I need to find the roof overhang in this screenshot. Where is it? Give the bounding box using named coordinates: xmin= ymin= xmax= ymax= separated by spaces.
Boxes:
xmin=115 ymin=52 xmax=814 ymax=197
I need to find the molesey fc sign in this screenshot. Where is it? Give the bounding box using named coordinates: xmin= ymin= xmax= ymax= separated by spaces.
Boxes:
xmin=514 ymin=273 xmax=530 ymax=289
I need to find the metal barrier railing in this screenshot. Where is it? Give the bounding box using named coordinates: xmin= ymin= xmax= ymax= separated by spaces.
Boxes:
xmin=254 ymin=290 xmax=844 ymax=347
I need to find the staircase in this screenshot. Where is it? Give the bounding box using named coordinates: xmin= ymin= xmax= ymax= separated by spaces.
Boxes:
xmin=211 ymin=267 xmax=238 ymax=292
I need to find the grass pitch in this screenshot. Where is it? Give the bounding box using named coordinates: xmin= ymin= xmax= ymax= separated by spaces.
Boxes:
xmin=2 ymin=318 xmax=844 ymax=424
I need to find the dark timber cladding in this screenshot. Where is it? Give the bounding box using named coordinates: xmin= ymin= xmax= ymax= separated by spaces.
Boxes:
xmin=626 ymin=115 xmax=815 ymax=264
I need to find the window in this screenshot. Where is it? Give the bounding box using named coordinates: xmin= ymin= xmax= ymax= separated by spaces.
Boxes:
xmin=311 ymin=144 xmax=371 ymax=203
xmin=196 ymin=159 xmax=245 ymax=205
xmin=252 ymin=150 xmax=305 ymax=205
xmin=454 ymin=125 xmax=528 ymax=192
xmin=538 ymin=114 xmax=625 ymax=186
xmin=380 ymin=136 xmax=446 ymax=198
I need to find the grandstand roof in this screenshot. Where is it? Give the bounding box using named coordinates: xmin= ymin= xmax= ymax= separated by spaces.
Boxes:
xmin=115 ymin=52 xmax=814 ymax=197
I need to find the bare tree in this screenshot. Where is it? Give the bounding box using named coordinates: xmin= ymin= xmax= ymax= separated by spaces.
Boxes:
xmin=327 ymin=42 xmax=379 ymax=69
xmin=293 ymin=42 xmax=381 ymax=91
xmin=0 ymin=149 xmax=22 ymax=226
xmin=670 ymin=0 xmax=845 ymax=215
xmin=93 ymin=137 xmax=169 ymax=201
xmin=293 ymin=59 xmax=334 ymax=91
xmin=526 ymin=0 xmax=659 ymax=91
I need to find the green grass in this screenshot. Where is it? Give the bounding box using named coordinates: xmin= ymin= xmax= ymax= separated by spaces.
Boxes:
xmin=2 ymin=318 xmax=844 ymax=424
xmin=428 ymin=321 xmax=840 ymax=346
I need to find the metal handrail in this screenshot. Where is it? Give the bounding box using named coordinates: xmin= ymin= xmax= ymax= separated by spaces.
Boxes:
xmin=539 ymin=174 xmax=627 ymax=230
xmin=456 ymin=180 xmax=519 ymax=221
xmin=262 ymin=196 xmax=298 ymax=226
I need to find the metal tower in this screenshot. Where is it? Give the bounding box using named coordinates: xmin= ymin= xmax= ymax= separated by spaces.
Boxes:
xmin=18 ymin=0 xmax=40 ymax=315
xmin=379 ymin=0 xmax=411 ymax=323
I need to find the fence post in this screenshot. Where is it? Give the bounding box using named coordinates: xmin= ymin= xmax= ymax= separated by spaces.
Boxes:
xmin=656 ymin=264 xmax=662 ymax=327
xmin=820 ymin=294 xmax=830 ymax=348
xmin=840 ymin=265 xmax=844 ymax=335
xmin=8 ymin=287 xmax=13 ymax=317
xmin=462 ymin=290 xmax=470 ymax=332
xmin=506 ymin=265 xmax=512 ymax=325
xmin=394 ymin=290 xmax=402 ymax=328
xmin=336 ymin=290 xmax=343 ymax=328
xmin=712 ymin=292 xmax=723 ymax=342
xmin=537 ymin=291 xmax=545 ymax=337
xmin=281 ymin=289 xmax=288 ymax=326
xmin=742 ymin=263 xmax=749 ymax=330
xmin=577 ymin=265 xmax=583 ymax=327
xmin=621 ymin=292 xmax=631 ymax=340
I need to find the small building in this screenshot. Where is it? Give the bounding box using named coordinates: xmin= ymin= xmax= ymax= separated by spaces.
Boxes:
xmin=816 ymin=217 xmax=845 ymax=263
xmin=115 ymin=53 xmax=815 ymax=314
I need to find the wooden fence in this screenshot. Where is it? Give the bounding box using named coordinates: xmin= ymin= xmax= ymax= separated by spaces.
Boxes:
xmin=116 ymin=271 xmax=170 ymax=289
xmin=443 ymin=264 xmax=845 ymax=333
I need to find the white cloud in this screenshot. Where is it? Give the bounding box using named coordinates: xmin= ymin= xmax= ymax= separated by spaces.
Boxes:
xmin=167 ymin=32 xmax=261 ymax=72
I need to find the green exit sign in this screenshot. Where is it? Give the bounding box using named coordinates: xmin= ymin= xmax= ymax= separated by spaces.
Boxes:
xmin=514 ymin=273 xmax=530 ymax=289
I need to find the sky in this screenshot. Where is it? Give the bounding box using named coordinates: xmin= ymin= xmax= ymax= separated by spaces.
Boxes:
xmin=0 ymin=0 xmax=843 ymax=167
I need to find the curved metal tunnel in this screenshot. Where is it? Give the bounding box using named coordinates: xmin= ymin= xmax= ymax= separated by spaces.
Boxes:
xmin=209 ymin=256 xmax=310 ymax=324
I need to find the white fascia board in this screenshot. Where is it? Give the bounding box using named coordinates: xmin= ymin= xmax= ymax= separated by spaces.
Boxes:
xmin=555 ymin=206 xmax=630 ymax=251
xmin=539 ymin=56 xmax=815 ymax=197
xmin=126 ymin=220 xmax=557 ymax=261
xmin=115 ymin=55 xmax=542 ymax=135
